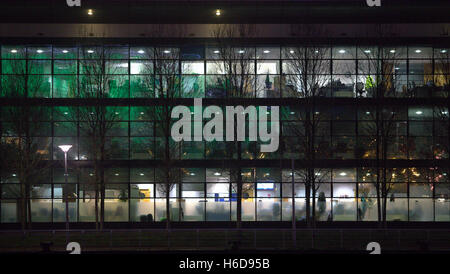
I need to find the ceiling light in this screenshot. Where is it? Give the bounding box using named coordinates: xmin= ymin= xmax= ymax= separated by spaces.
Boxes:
xmin=265 ymin=173 xmax=270 ymax=176
xmin=364 ymin=50 xmax=371 ymax=53
xmin=415 ymin=111 xmax=423 ymax=115
xmin=36 ymin=49 xmax=43 ymax=54
xmin=214 ymin=172 xmax=221 ymax=176
xmin=115 ymin=173 xmax=119 ymax=176
xmin=238 ymin=50 xmax=245 ymax=54
xmin=10 ymin=49 xmax=17 ymax=53
xmin=290 ymin=111 xmax=295 ymax=115
xmin=263 ymin=50 xmax=270 ymax=54
xmin=140 ymin=173 xmax=145 ymax=176
xmin=442 ymin=111 xmax=448 ymax=115
xmin=140 ymin=112 xmax=145 ymax=115
xmin=87 ymin=9 xmax=94 ymax=16
xmin=366 ymin=111 xmax=371 ymax=115
xmin=315 ymin=173 xmax=321 ymax=176
xmin=289 ymin=50 xmax=295 ymax=54
xmin=314 ymin=50 xmax=319 ymax=54
xmin=89 ymin=173 xmax=94 ymax=177
xmin=62 ymin=50 xmax=69 ymax=53
xmin=338 ymin=49 xmax=346 ymax=54
xmin=441 ymin=49 xmax=448 ymax=53
xmin=213 ymin=50 xmax=220 ymax=54
xmin=87 ymin=50 xmax=94 ymax=53
xmin=190 ymin=172 xmax=195 ymax=176
xmin=215 ymin=9 xmax=221 ymax=16
xmin=415 ymin=49 xmax=422 ymax=53
xmin=137 ymin=50 xmax=145 ymax=54
xmin=12 ymin=174 xmax=17 ymax=177
xmin=390 ymin=49 xmax=396 ymax=53
xmin=395 ymin=67 xmax=400 ymax=70
xmin=339 ymin=172 xmax=347 ymax=176
xmin=64 ymin=112 xmax=69 ymax=115
xmin=163 ymin=50 xmax=171 ymax=54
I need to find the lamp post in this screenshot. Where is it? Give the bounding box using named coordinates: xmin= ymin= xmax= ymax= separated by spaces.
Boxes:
xmin=58 ymin=145 xmax=72 ymax=233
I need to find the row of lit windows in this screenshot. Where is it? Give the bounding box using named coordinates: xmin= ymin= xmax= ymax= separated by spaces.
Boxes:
xmin=1 ymin=106 xmax=448 ymax=121
xmin=2 ymin=168 xmax=449 ymax=184
xmin=3 ymin=59 xmax=449 ymax=74
xmin=1 ymin=121 xmax=447 ymax=137
xmin=1 ymin=182 xmax=448 ymax=199
xmin=1 ymin=46 xmax=449 ymax=60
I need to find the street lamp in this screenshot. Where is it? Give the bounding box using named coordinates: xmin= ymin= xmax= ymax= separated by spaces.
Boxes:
xmin=58 ymin=145 xmax=72 ymax=233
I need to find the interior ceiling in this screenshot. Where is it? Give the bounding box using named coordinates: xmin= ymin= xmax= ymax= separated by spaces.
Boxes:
xmin=0 ymin=0 xmax=449 ymax=24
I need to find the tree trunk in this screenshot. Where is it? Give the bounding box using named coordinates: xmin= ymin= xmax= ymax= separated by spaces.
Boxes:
xmin=26 ymin=184 xmax=32 ymax=230
xmin=305 ymin=176 xmax=311 ymax=228
xmin=20 ymin=182 xmax=26 ymax=231
xmin=94 ymin=171 xmax=99 ymax=231
xmin=166 ymin=189 xmax=171 ymax=230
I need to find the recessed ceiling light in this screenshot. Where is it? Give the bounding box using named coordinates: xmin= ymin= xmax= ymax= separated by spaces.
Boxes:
xmin=36 ymin=49 xmax=43 ymax=53
xmin=10 ymin=49 xmax=17 ymax=53
xmin=339 ymin=172 xmax=347 ymax=176
xmin=338 ymin=49 xmax=346 ymax=54
xmin=263 ymin=50 xmax=270 ymax=54
xmin=62 ymin=50 xmax=69 ymax=53
xmin=415 ymin=111 xmax=423 ymax=115
xmin=137 ymin=50 xmax=145 ymax=54
xmin=415 ymin=49 xmax=422 ymax=53
xmin=87 ymin=9 xmax=94 ymax=16
xmin=215 ymin=9 xmax=221 ymax=16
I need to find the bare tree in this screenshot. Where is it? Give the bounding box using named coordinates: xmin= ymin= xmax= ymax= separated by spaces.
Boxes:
xmin=357 ymin=38 xmax=414 ymax=226
xmin=72 ymin=44 xmax=122 ymax=230
xmin=211 ymin=24 xmax=259 ymax=229
xmin=0 ymin=48 xmax=52 ymax=230
xmin=139 ymin=25 xmax=193 ymax=228
xmin=284 ymin=25 xmax=332 ymax=227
